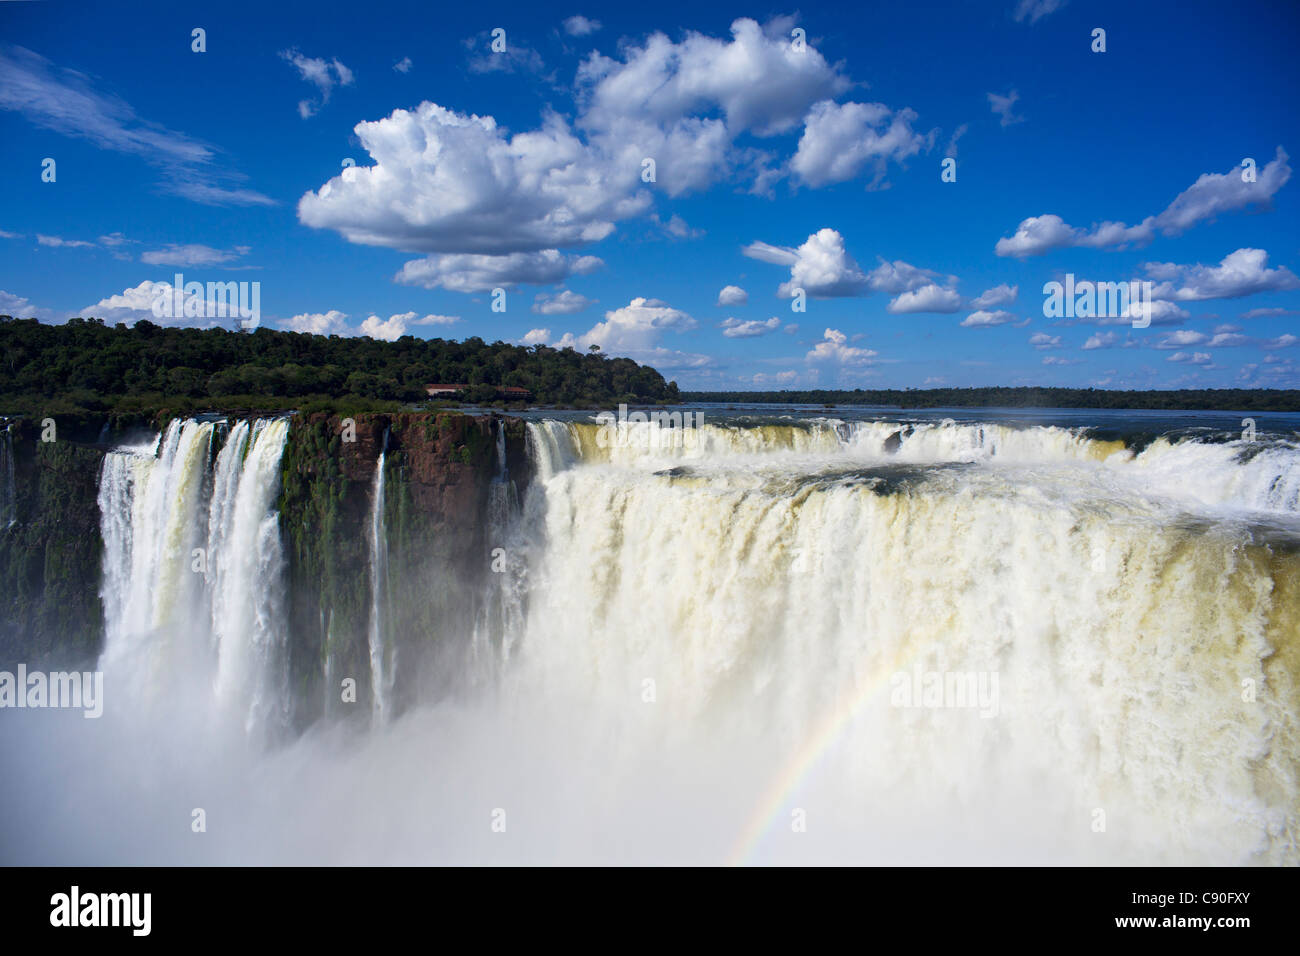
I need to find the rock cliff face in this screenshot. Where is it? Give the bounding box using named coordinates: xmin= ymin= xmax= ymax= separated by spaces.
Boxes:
xmin=278 ymin=412 xmax=531 ymax=726
xmin=0 ymin=419 xmax=105 ymax=668
xmin=0 ymin=411 xmax=531 ymax=723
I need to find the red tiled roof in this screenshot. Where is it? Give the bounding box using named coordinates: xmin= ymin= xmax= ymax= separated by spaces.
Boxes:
xmin=424 ymin=383 xmax=531 ymax=396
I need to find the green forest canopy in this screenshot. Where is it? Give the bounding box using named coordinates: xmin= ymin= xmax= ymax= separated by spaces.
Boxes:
xmin=0 ymin=317 xmax=680 ymax=421
xmin=4 ymin=317 xmax=1299 ymax=422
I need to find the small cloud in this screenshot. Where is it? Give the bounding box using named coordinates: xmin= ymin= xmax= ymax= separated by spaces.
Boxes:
xmin=1241 ymin=306 xmax=1300 ymax=319
xmin=359 ymin=311 xmax=459 ymax=341
xmin=961 ymin=309 xmax=1018 ymax=327
xmin=397 ymin=251 xmax=603 ymax=293
xmin=806 ymin=327 xmax=877 ymax=365
xmin=987 ymin=89 xmax=1024 ymax=128
xmin=720 ymin=316 xmax=782 ymax=338
xmin=1154 ymin=330 xmax=1210 ymax=349
xmin=648 ymin=213 xmax=703 ymax=240
xmin=717 ymin=285 xmax=748 ymax=307
xmin=1083 ymin=331 xmax=1127 ymax=350
xmin=280 ymin=49 xmax=354 ymax=118
xmin=466 ymin=33 xmax=547 ymax=75
xmin=970 ymin=283 xmax=1018 ymax=309
xmin=393 ymin=57 xmax=412 ymax=73
xmin=0 ymin=289 xmax=58 ymax=320
xmin=562 ymin=16 xmax=602 ymax=37
xmin=1013 ymin=0 xmax=1067 ymax=24
xmin=140 ymin=243 xmax=250 ymax=267
xmin=283 ymin=310 xmax=350 ymax=335
xmin=945 ymin=124 xmax=969 ymax=159
xmin=532 ymin=289 xmax=596 ymax=315
xmin=1166 ymin=351 xmax=1214 ymax=365
xmin=888 ymin=283 xmax=963 ymax=314
xmin=36 ymin=234 xmax=95 ymax=248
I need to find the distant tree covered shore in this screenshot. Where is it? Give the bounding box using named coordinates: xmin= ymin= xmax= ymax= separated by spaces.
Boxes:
xmin=681 ymin=387 xmax=1300 ymax=413
xmin=0 ymin=317 xmax=680 ymax=423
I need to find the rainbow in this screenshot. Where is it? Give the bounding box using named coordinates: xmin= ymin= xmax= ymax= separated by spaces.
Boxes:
xmin=725 ymin=639 xmax=918 ymax=866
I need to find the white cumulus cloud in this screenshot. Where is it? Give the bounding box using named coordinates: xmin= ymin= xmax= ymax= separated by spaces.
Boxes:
xmin=806 ymin=327 xmax=877 ymax=365
xmin=717 ymin=284 xmax=748 ymax=306
xmin=396 ymin=251 xmax=603 ymax=293
xmin=533 ymin=289 xmax=597 ymax=314
xmin=720 ymin=316 xmax=782 ymax=338
xmin=790 ymin=100 xmax=930 ymax=188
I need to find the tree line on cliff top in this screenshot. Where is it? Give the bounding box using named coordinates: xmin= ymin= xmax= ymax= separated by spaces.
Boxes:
xmin=0 ymin=317 xmax=680 ymax=422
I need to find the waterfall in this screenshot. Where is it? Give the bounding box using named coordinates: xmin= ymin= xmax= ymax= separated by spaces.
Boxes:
xmin=48 ymin=411 xmax=1298 ymax=863
xmin=471 ymin=419 xmax=526 ymax=669
xmin=494 ymin=418 xmax=510 ymax=482
xmin=368 ymin=430 xmax=393 ymax=723
xmin=98 ymin=419 xmax=215 ymax=675
xmin=97 ymin=417 xmax=290 ymax=736
xmin=0 ymin=421 xmax=15 ymax=530
xmin=508 ymin=417 xmax=1300 ymax=864
xmin=211 ymin=418 xmax=290 ymax=734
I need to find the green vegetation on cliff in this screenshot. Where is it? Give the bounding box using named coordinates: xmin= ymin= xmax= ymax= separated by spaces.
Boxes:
xmin=0 ymin=316 xmax=681 ymax=423
xmin=276 ymin=411 xmax=526 ymax=727
xmin=0 ymin=426 xmax=104 ymax=666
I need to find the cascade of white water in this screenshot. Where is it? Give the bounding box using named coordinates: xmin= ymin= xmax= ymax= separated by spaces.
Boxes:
xmin=0 ymin=421 xmax=15 ymax=530
xmin=97 ymin=417 xmax=290 ymax=735
xmin=98 ymin=419 xmax=215 ymax=681
xmin=510 ymin=418 xmax=1300 ymax=864
xmin=473 ymin=420 xmax=527 ymax=670
xmin=494 ymin=418 xmax=507 ymax=482
xmin=211 ymin=418 xmax=290 ymax=734
xmin=368 ymin=436 xmax=393 ymax=724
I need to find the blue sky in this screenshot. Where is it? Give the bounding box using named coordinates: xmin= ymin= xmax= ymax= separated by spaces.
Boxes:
xmin=2 ymin=0 xmax=1298 ymax=390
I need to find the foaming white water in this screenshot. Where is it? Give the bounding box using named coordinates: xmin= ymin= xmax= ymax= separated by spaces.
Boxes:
xmin=99 ymin=419 xmax=216 ymax=677
xmin=1125 ymin=437 xmax=1300 ymax=515
xmin=841 ymin=418 xmax=1122 ymax=464
xmin=98 ymin=417 xmax=290 ymax=737
xmin=529 ymin=417 xmax=1300 ymax=518
xmin=508 ymin=419 xmax=1300 ymax=864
